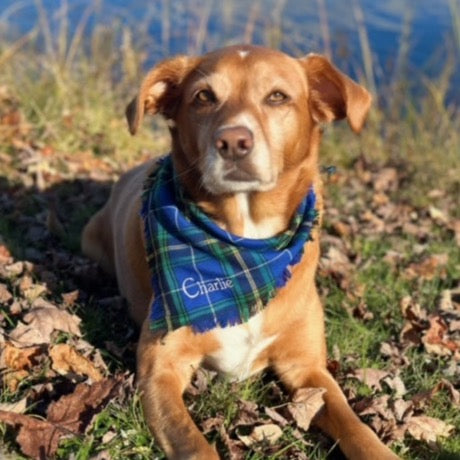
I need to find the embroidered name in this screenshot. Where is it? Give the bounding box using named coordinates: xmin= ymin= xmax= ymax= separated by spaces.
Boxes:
xmin=182 ymin=277 xmax=234 ymax=299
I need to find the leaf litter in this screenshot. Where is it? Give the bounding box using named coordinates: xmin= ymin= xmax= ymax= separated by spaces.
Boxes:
xmin=0 ymin=86 xmax=459 ymax=458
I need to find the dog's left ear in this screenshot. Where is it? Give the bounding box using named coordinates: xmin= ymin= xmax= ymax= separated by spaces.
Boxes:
xmin=126 ymin=55 xmax=199 ymax=135
xmin=300 ymin=54 xmax=372 ymax=133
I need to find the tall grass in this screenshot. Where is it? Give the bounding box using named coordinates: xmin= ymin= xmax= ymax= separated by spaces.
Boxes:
xmin=0 ymin=0 xmax=458 ymax=192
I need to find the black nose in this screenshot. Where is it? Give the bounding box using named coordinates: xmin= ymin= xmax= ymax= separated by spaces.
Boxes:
xmin=214 ymin=126 xmax=254 ymax=160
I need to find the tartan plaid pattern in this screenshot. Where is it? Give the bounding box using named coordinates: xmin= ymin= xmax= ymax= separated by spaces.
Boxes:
xmin=141 ymin=156 xmax=318 ymax=333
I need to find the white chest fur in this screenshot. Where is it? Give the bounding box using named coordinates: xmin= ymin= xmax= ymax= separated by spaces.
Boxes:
xmin=235 ymin=193 xmax=283 ymax=239
xmin=204 ymin=311 xmax=277 ymax=381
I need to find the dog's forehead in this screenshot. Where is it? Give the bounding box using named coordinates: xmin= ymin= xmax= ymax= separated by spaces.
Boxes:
xmin=191 ymin=46 xmax=306 ymax=92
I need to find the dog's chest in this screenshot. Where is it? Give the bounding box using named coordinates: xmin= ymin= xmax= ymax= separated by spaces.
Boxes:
xmin=203 ymin=312 xmax=277 ymax=380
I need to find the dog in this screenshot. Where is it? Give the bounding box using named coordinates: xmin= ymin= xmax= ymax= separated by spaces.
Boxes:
xmin=82 ymin=44 xmax=399 ymax=459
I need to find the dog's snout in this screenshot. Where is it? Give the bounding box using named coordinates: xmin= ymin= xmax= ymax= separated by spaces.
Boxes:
xmin=214 ymin=126 xmax=254 ymax=160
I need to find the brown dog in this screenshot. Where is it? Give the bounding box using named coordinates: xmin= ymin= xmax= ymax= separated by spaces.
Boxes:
xmin=82 ymin=45 xmax=398 ymax=459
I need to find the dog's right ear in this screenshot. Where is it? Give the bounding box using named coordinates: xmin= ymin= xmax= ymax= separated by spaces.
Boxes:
xmin=126 ymin=55 xmax=198 ymax=135
xmin=300 ymin=54 xmax=372 ymax=133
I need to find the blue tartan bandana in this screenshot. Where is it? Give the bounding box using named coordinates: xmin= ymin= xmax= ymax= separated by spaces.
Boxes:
xmin=141 ymin=156 xmax=318 ymax=333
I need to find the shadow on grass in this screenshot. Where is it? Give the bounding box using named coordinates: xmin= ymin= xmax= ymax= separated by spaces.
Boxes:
xmin=0 ymin=173 xmax=138 ymax=373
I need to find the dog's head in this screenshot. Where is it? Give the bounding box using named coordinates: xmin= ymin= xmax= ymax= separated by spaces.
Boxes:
xmin=126 ymin=45 xmax=371 ymax=196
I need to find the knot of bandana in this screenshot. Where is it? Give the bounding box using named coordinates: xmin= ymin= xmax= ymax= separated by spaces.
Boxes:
xmin=141 ymin=156 xmax=318 ymax=333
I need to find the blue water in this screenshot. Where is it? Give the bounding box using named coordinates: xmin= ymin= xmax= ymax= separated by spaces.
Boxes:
xmin=1 ymin=0 xmax=459 ymax=102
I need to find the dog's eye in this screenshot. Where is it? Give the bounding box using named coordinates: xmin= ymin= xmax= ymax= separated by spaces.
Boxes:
xmin=266 ymin=91 xmax=289 ymax=105
xmin=194 ymin=89 xmax=216 ymax=105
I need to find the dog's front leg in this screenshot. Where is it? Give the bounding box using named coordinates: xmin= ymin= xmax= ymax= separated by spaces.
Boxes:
xmin=137 ymin=321 xmax=219 ymax=460
xmin=272 ymin=320 xmax=399 ymax=458
xmin=298 ymin=368 xmax=399 ymax=459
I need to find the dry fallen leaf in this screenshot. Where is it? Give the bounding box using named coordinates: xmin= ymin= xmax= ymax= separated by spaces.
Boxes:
xmin=355 ymin=395 xmax=394 ymax=421
xmin=3 ymin=369 xmax=29 ymax=392
xmin=0 ymin=243 xmax=13 ymax=264
xmin=0 ymin=376 xmax=123 ymax=459
xmin=287 ymin=387 xmax=326 ymax=431
xmin=264 ymin=406 xmax=290 ymax=427
xmin=428 ymin=205 xmax=449 ymax=225
xmin=237 ymin=423 xmax=283 ymax=447
xmin=434 ymin=379 xmax=460 ymax=406
xmin=50 ymin=343 xmax=103 ymax=381
xmin=0 ymin=397 xmax=28 ymax=414
xmin=422 ymin=315 xmax=458 ymax=356
xmin=404 ymin=415 xmax=454 ymax=443
xmin=373 ymin=167 xmax=398 ymax=192
xmin=391 ymin=398 xmax=412 ymax=422
xmin=0 ymin=410 xmax=67 ymax=460
xmin=383 ymin=375 xmax=407 ymax=398
xmin=1 ymin=343 xmax=42 ymax=371
xmin=9 ymin=298 xmax=81 ymax=346
xmin=0 ymin=283 xmax=13 ymax=303
xmin=352 ymin=368 xmax=389 ymax=391
xmin=219 ymin=425 xmax=246 ymax=460
xmin=404 ymin=254 xmax=448 ymax=281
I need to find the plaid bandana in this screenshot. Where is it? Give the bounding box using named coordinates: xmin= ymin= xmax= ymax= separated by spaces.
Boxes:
xmin=141 ymin=156 xmax=318 ymax=333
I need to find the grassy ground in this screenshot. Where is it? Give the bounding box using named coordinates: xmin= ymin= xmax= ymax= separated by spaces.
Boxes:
xmin=0 ymin=13 xmax=460 ymax=460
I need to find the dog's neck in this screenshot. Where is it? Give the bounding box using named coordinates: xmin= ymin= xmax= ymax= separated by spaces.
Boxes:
xmin=176 ymin=155 xmax=319 ymax=239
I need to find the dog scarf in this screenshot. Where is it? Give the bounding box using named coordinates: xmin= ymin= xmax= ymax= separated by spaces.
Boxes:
xmin=141 ymin=156 xmax=318 ymax=333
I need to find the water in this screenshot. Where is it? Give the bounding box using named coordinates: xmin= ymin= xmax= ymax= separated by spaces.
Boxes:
xmin=1 ymin=0 xmax=459 ymax=102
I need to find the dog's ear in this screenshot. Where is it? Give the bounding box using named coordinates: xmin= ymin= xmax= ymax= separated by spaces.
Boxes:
xmin=126 ymin=55 xmax=198 ymax=135
xmin=300 ymin=54 xmax=372 ymax=133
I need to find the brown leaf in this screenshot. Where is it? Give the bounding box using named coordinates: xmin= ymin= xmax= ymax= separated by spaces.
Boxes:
xmin=355 ymin=395 xmax=394 ymax=421
xmin=90 ymin=450 xmax=112 ymax=460
xmin=352 ymin=368 xmax=389 ymax=391
xmin=0 ymin=243 xmax=12 ymax=264
xmin=2 ymin=261 xmax=25 ymax=277
xmin=264 ymin=406 xmax=290 ymax=427
xmin=219 ymin=425 xmax=246 ymax=460
xmin=383 ymin=375 xmax=407 ymax=398
xmin=400 ymin=296 xmax=427 ymax=322
xmin=200 ymin=415 xmax=224 ymax=434
xmin=320 ymin=245 xmax=354 ymax=287
xmin=47 ymin=377 xmax=120 ymax=429
xmin=3 ymin=369 xmax=29 ymax=392
xmin=0 ymin=283 xmax=13 ymax=304
xmin=287 ymin=387 xmax=326 ymax=431
xmin=0 ymin=397 xmax=28 ymax=414
xmin=412 ymin=379 xmax=460 ymax=409
xmin=9 ymin=298 xmax=81 ymax=346
xmin=404 ymin=254 xmax=448 ymax=281
xmin=1 ymin=343 xmax=42 ymax=371
xmin=439 ymin=289 xmax=455 ymax=312
xmin=17 ymin=275 xmax=47 ymax=301
xmin=399 ymin=321 xmax=424 ymax=346
xmin=404 ymin=415 xmax=454 ymax=443
xmin=50 ymin=344 xmax=103 ymax=381
xmin=373 ymin=168 xmax=398 ymax=192
xmin=428 ymin=206 xmax=449 ymax=225
xmin=237 ymin=423 xmax=283 ymax=447
xmin=234 ymin=399 xmax=259 ymax=426
xmin=422 ymin=315 xmax=458 ymax=356
xmin=379 ymin=341 xmax=409 ymax=366
xmin=61 ymin=290 xmax=80 ymax=306
xmin=391 ymin=399 xmax=412 ymax=422
xmin=0 ymin=410 xmax=66 ymax=460
xmin=2 ymin=376 xmax=123 ymax=459
xmin=434 ymin=379 xmax=460 ymax=406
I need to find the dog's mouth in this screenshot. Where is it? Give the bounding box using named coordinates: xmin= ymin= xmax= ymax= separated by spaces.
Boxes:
xmin=202 ymin=163 xmax=277 ymax=195
xmin=223 ymin=162 xmax=259 ymax=182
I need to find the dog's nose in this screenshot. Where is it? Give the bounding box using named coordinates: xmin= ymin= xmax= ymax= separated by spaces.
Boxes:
xmin=214 ymin=126 xmax=254 ymax=160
